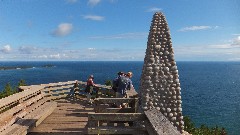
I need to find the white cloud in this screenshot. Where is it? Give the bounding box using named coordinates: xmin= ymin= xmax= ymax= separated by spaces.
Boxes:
xmin=66 ymin=0 xmax=78 ymax=3
xmin=178 ymin=26 xmax=218 ymax=32
xmin=0 ymin=45 xmax=12 ymax=53
xmin=231 ymin=36 xmax=240 ymax=46
xmin=19 ymin=46 xmax=38 ymax=54
xmin=89 ymin=32 xmax=148 ymax=39
xmin=37 ymin=55 xmax=48 ymax=59
xmin=83 ymin=15 xmax=105 ymax=21
xmin=198 ymin=37 xmax=240 ymax=50
xmin=146 ymin=7 xmax=162 ymax=12
xmin=52 ymin=23 xmax=73 ymax=37
xmin=210 ymin=36 xmax=240 ymax=48
xmin=209 ymin=44 xmax=232 ymax=49
xmin=88 ymin=0 xmax=101 ymax=6
xmin=50 ymin=54 xmax=61 ymax=59
xmin=88 ymin=48 xmax=96 ymax=51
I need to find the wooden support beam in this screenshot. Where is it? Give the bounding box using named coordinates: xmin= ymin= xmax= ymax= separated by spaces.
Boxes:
xmin=88 ymin=126 xmax=147 ymax=135
xmin=144 ymin=108 xmax=181 ymax=135
xmin=95 ymin=98 xmax=137 ymax=104
xmin=88 ymin=113 xmax=146 ymax=121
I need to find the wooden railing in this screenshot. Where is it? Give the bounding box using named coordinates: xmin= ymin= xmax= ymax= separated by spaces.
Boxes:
xmin=87 ymin=95 xmax=147 ymax=135
xmin=94 ymin=98 xmax=139 ymax=113
xmin=88 ymin=113 xmax=147 ymax=135
xmin=0 ymin=80 xmax=182 ymax=135
xmin=0 ymin=85 xmax=57 ymax=134
xmin=39 ymin=81 xmax=118 ymax=99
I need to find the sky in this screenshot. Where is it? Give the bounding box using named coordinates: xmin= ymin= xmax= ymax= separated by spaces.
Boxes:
xmin=0 ymin=0 xmax=239 ymax=61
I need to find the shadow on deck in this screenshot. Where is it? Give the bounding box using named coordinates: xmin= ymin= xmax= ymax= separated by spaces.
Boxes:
xmin=28 ymin=96 xmax=94 ymax=135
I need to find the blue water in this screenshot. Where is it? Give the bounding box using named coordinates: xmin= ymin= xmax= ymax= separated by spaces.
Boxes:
xmin=0 ymin=61 xmax=240 ymax=134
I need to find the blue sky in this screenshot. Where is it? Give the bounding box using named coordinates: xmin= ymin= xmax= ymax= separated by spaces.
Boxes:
xmin=0 ymin=0 xmax=239 ymax=61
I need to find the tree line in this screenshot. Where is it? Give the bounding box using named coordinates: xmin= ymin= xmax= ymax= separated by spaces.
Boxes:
xmin=183 ymin=116 xmax=227 ymax=135
xmin=0 ymin=79 xmax=27 ymax=99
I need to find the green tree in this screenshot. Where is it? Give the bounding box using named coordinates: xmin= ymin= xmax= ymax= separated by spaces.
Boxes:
xmin=183 ymin=116 xmax=195 ymax=132
xmin=183 ymin=116 xmax=227 ymax=135
xmin=0 ymin=80 xmax=27 ymax=99
xmin=105 ymin=80 xmax=112 ymax=87
xmin=0 ymin=91 xmax=3 ymax=98
xmin=3 ymin=82 xmax=14 ymax=97
xmin=18 ymin=79 xmax=27 ymax=86
xmin=17 ymin=79 xmax=27 ymax=92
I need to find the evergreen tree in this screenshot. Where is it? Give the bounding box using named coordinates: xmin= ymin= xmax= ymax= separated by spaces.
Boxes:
xmin=105 ymin=80 xmax=112 ymax=87
xmin=18 ymin=79 xmax=27 ymax=86
xmin=4 ymin=82 xmax=13 ymax=97
xmin=0 ymin=91 xmax=3 ymax=98
xmin=184 ymin=116 xmax=228 ymax=135
xmin=17 ymin=79 xmax=27 ymax=92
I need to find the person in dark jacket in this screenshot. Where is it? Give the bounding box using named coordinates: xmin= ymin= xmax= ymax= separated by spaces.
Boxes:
xmin=112 ymin=71 xmax=124 ymax=93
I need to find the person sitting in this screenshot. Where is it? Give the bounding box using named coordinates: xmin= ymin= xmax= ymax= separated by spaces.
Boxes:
xmin=73 ymin=81 xmax=79 ymax=95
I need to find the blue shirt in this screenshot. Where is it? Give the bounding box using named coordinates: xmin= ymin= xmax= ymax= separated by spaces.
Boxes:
xmin=117 ymin=76 xmax=132 ymax=95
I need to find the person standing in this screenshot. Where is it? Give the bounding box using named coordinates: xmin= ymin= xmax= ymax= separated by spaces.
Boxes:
xmin=112 ymin=71 xmax=124 ymax=94
xmin=125 ymin=72 xmax=134 ymax=91
xmin=116 ymin=71 xmax=133 ymax=108
xmin=85 ymin=75 xmax=96 ymax=104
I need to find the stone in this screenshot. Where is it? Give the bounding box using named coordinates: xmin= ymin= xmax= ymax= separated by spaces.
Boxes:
xmin=139 ymin=12 xmax=184 ymax=132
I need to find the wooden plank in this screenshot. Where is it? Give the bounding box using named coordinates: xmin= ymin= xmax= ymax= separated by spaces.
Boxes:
xmin=1 ymin=102 xmax=57 ymax=135
xmin=125 ymin=91 xmax=138 ymax=98
xmin=0 ymin=93 xmax=44 ymax=127
xmin=29 ymin=97 xmax=92 ymax=134
xmin=95 ymin=98 xmax=136 ymax=104
xmin=144 ymin=108 xmax=181 ymax=135
xmin=34 ymin=102 xmax=57 ymax=127
xmin=0 ymin=95 xmax=46 ymax=131
xmin=99 ymin=108 xmax=135 ymax=113
xmin=61 ymin=85 xmax=74 ymax=89
xmin=88 ymin=126 xmax=147 ymax=135
xmin=0 ymin=85 xmax=44 ymax=109
xmin=88 ymin=113 xmax=146 ymax=121
xmin=52 ymin=89 xmax=71 ymax=95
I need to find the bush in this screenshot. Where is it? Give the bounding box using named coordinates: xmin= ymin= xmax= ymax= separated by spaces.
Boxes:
xmin=105 ymin=80 xmax=112 ymax=87
xmin=183 ymin=116 xmax=227 ymax=135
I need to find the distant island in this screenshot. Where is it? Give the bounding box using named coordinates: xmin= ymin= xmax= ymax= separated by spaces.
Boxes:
xmin=0 ymin=64 xmax=55 ymax=70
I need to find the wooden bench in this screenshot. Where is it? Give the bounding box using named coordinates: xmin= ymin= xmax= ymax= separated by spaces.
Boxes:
xmin=88 ymin=113 xmax=147 ymax=135
xmin=94 ymin=98 xmax=139 ymax=113
xmin=88 ymin=97 xmax=147 ymax=134
xmin=0 ymin=85 xmax=57 ymax=135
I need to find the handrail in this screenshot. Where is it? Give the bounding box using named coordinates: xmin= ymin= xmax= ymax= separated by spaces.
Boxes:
xmin=0 ymin=85 xmax=45 ymax=112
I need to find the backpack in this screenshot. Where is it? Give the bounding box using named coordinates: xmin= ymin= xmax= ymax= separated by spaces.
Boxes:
xmin=118 ymin=76 xmax=129 ymax=93
xmin=112 ymin=78 xmax=119 ymax=92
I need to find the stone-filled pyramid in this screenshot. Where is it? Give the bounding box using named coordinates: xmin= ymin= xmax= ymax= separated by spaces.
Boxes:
xmin=139 ymin=12 xmax=184 ymax=132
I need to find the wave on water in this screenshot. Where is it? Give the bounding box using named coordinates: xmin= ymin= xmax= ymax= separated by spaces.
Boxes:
xmin=0 ymin=64 xmax=55 ymax=71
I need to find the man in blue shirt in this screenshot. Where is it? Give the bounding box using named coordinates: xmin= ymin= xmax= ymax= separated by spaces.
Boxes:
xmin=116 ymin=72 xmax=133 ymax=108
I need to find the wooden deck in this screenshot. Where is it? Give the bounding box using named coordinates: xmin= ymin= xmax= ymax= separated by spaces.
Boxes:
xmin=0 ymin=81 xmax=185 ymax=135
xmin=28 ymin=96 xmax=94 ymax=135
